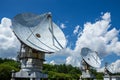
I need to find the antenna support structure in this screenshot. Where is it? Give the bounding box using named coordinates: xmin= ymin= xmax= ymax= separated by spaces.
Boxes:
xmin=11 ymin=43 xmax=48 ymax=80
xmin=79 ymin=59 xmax=95 ymax=80
xmin=79 ymin=47 xmax=101 ymax=80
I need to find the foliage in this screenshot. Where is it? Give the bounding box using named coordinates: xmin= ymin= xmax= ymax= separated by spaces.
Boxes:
xmin=90 ymin=68 xmax=104 ymax=79
xmin=0 ymin=58 xmax=106 ymax=80
xmin=0 ymin=58 xmax=20 ymax=80
xmin=43 ymin=64 xmax=81 ymax=74
xmin=47 ymin=71 xmax=80 ymax=80
xmin=96 ymin=72 xmax=104 ymax=79
xmin=43 ymin=64 xmax=81 ymax=79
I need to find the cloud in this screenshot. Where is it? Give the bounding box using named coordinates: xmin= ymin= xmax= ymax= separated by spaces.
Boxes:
xmin=97 ymin=67 xmax=105 ymax=72
xmin=46 ymin=48 xmax=81 ymax=67
xmin=45 ymin=48 xmax=72 ymax=64
xmin=60 ymin=23 xmax=66 ymax=29
xmin=0 ymin=17 xmax=20 ymax=58
xmin=75 ymin=12 xmax=120 ymax=57
xmin=73 ymin=25 xmax=80 ymax=35
xmin=50 ymin=60 xmax=56 ymax=65
xmin=73 ymin=25 xmax=83 ymax=38
xmin=66 ymin=52 xmax=81 ymax=67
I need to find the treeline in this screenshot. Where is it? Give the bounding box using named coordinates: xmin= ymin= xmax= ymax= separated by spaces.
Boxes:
xmin=0 ymin=58 xmax=20 ymax=80
xmin=0 ymin=58 xmax=81 ymax=80
xmin=0 ymin=58 xmax=108 ymax=80
xmin=43 ymin=64 xmax=81 ymax=79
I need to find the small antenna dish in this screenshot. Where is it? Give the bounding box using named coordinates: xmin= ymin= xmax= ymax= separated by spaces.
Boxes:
xmin=81 ymin=47 xmax=101 ymax=68
xmin=106 ymin=64 xmax=116 ymax=74
xmin=80 ymin=47 xmax=101 ymax=79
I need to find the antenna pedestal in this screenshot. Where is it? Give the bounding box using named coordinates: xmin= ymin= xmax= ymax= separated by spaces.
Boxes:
xmin=81 ymin=71 xmax=94 ymax=79
xmin=11 ymin=44 xmax=48 ymax=80
xmin=80 ymin=60 xmax=95 ymax=80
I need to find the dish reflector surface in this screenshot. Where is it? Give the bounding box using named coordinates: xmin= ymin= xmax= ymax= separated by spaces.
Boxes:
xmin=106 ymin=64 xmax=116 ymax=74
xmin=12 ymin=13 xmax=66 ymax=53
xmin=81 ymin=47 xmax=101 ymax=68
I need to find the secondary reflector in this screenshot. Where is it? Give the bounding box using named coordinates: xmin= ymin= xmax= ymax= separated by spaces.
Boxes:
xmin=12 ymin=12 xmax=66 ymax=53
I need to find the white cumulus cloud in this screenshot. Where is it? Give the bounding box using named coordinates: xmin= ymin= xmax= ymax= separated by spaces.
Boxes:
xmin=73 ymin=25 xmax=80 ymax=35
xmin=66 ymin=52 xmax=81 ymax=67
xmin=60 ymin=23 xmax=66 ymax=29
xmin=50 ymin=60 xmax=56 ymax=65
xmin=0 ymin=17 xmax=20 ymax=58
xmin=75 ymin=12 xmax=120 ymax=56
xmin=97 ymin=67 xmax=105 ymax=72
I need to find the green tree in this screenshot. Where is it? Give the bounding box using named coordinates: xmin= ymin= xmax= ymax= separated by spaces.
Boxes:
xmin=0 ymin=64 xmax=17 ymax=80
xmin=0 ymin=58 xmax=20 ymax=80
xmin=96 ymin=72 xmax=103 ymax=79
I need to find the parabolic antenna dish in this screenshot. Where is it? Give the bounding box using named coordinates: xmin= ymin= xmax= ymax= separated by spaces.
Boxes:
xmin=81 ymin=47 xmax=101 ymax=68
xmin=12 ymin=12 xmax=66 ymax=53
xmin=106 ymin=64 xmax=116 ymax=74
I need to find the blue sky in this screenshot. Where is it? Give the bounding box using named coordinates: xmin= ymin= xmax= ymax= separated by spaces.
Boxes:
xmin=0 ymin=0 xmax=120 ymax=71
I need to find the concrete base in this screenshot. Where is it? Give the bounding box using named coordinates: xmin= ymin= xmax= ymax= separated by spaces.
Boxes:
xmin=80 ymin=71 xmax=95 ymax=79
xmin=11 ymin=70 xmax=48 ymax=80
xmin=11 ymin=44 xmax=48 ymax=80
xmin=104 ymin=75 xmax=120 ymax=80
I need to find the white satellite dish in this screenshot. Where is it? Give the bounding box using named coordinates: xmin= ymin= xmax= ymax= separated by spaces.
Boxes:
xmin=106 ymin=64 xmax=116 ymax=74
xmin=81 ymin=47 xmax=101 ymax=68
xmin=11 ymin=12 xmax=66 ymax=79
xmin=12 ymin=12 xmax=66 ymax=53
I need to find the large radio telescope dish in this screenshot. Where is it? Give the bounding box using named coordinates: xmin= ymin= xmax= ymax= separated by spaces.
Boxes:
xmin=12 ymin=12 xmax=66 ymax=53
xmin=81 ymin=47 xmax=101 ymax=68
